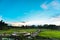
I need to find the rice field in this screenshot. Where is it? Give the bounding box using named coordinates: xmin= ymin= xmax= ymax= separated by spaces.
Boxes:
xmin=0 ymin=28 xmax=60 ymax=38
xmin=38 ymin=29 xmax=60 ymax=38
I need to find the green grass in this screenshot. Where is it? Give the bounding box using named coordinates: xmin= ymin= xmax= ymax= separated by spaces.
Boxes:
xmin=0 ymin=28 xmax=37 ymax=34
xmin=0 ymin=28 xmax=60 ymax=38
xmin=38 ymin=29 xmax=60 ymax=38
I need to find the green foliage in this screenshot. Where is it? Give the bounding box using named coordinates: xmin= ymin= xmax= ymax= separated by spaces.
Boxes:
xmin=0 ymin=20 xmax=8 ymax=30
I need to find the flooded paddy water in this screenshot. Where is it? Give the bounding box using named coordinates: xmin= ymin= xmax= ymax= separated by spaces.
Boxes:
xmin=0 ymin=36 xmax=60 ymax=40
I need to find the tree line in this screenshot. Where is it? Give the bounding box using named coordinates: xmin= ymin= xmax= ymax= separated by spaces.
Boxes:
xmin=18 ymin=24 xmax=60 ymax=30
xmin=0 ymin=20 xmax=60 ymax=30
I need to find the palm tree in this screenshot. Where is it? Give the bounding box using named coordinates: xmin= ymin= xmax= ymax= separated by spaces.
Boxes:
xmin=0 ymin=20 xmax=8 ymax=30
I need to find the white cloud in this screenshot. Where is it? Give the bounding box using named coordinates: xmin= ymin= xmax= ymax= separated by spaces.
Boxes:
xmin=49 ymin=16 xmax=60 ymax=25
xmin=40 ymin=0 xmax=60 ymax=10
xmin=0 ymin=16 xmax=3 ymax=21
xmin=40 ymin=4 xmax=48 ymax=9
xmin=49 ymin=0 xmax=60 ymax=10
xmin=10 ymin=15 xmax=60 ymax=26
xmin=10 ymin=22 xmax=26 ymax=26
xmin=26 ymin=16 xmax=60 ymax=25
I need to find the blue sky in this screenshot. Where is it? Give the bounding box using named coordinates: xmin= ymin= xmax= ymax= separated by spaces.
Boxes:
xmin=0 ymin=0 xmax=60 ymax=25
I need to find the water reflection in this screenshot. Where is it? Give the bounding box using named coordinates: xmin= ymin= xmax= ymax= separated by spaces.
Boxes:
xmin=2 ymin=38 xmax=15 ymax=40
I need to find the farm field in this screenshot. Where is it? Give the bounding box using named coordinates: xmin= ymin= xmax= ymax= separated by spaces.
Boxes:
xmin=38 ymin=29 xmax=60 ymax=39
xmin=0 ymin=28 xmax=60 ymax=39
